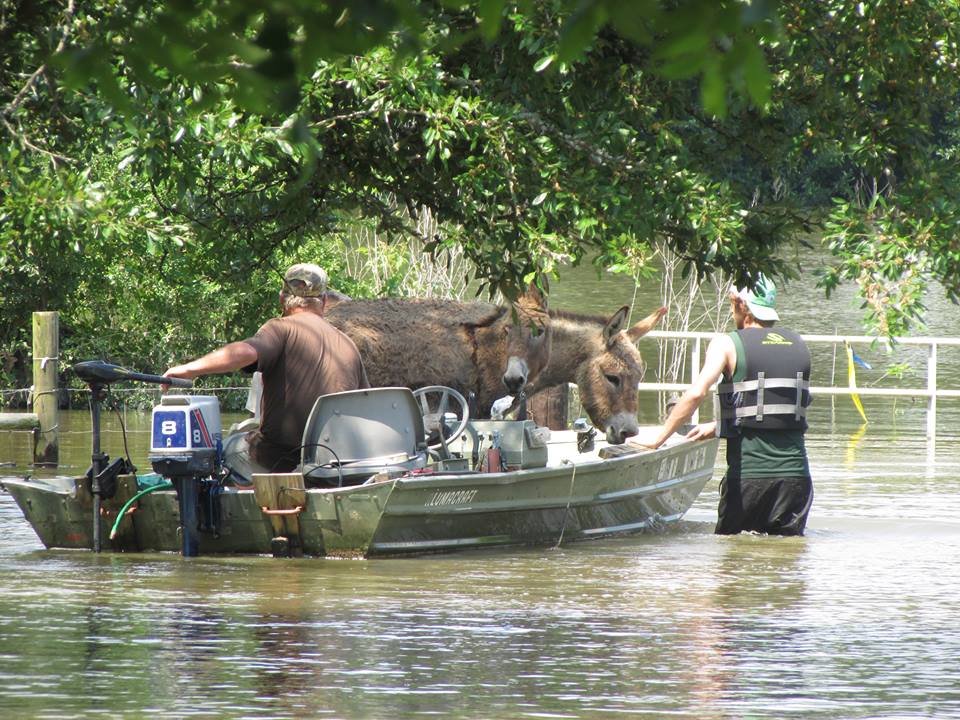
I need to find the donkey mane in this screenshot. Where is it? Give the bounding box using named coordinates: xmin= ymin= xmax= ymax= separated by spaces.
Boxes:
xmin=548 ymin=308 xmax=612 ymax=327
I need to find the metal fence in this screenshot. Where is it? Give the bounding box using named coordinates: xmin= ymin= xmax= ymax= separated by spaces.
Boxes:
xmin=639 ymin=330 xmax=960 ymax=440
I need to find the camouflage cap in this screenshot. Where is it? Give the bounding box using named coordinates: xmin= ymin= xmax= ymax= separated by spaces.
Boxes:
xmin=282 ymin=263 xmax=328 ymax=298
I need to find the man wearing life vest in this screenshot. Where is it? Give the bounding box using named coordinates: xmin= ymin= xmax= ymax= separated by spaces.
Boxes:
xmin=636 ymin=275 xmax=813 ymax=535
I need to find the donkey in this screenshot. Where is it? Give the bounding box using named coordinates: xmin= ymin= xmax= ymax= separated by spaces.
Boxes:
xmin=522 ymin=305 xmax=667 ymax=444
xmin=324 ymin=288 xmax=551 ymax=417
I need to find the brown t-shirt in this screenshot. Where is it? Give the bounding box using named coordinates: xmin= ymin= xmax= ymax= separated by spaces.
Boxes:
xmin=244 ymin=311 xmax=368 ymax=471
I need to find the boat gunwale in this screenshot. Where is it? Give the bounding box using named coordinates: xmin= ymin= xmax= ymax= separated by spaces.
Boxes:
xmin=1 ymin=436 xmax=718 ymax=505
xmin=270 ymin=434 xmax=714 ymax=494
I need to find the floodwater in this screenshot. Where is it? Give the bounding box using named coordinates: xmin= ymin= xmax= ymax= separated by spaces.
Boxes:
xmin=2 ymin=254 xmax=960 ymax=718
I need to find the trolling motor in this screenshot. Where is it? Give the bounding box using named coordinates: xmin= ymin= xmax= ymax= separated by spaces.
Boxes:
xmin=73 ymin=361 xmax=192 ymax=553
xmin=572 ymin=417 xmax=596 ymax=453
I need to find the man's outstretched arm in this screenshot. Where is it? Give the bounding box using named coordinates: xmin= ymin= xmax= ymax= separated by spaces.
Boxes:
xmin=164 ymin=341 xmax=258 ymax=381
xmin=634 ymin=334 xmax=734 ymax=449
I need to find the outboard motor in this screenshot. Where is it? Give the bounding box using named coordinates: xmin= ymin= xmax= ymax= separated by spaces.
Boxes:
xmin=148 ymin=395 xmax=223 ymax=556
xmin=72 ymin=360 xmax=193 ymax=553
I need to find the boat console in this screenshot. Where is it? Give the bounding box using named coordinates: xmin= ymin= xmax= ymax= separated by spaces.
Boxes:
xmin=455 ymin=419 xmax=550 ymax=470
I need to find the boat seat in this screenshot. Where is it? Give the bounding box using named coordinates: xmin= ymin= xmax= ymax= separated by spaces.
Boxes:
xmin=299 ymin=387 xmax=428 ymax=486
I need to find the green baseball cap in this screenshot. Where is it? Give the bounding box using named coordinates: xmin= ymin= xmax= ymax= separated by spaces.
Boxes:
xmin=283 ymin=263 xmax=328 ymax=298
xmin=734 ymin=274 xmax=779 ymax=321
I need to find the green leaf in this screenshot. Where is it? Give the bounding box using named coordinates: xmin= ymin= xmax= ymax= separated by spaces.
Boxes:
xmin=533 ymin=54 xmax=555 ymax=73
xmin=605 ymin=0 xmax=657 ymax=42
xmin=701 ymin=62 xmax=727 ymax=116
xmin=741 ymin=41 xmax=771 ymax=107
xmin=557 ymin=3 xmax=607 ymax=64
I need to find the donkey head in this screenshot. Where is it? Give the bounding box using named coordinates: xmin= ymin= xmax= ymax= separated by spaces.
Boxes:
xmin=576 ymin=305 xmax=667 ymax=444
xmin=502 ymin=284 xmax=552 ymax=394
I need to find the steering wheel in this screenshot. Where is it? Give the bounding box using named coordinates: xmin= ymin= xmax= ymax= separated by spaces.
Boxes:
xmin=412 ymin=385 xmax=470 ymax=456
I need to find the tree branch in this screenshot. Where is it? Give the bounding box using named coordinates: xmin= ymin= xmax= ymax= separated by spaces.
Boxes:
xmin=5 ymin=0 xmax=75 ymax=113
xmin=0 ymin=114 xmax=75 ymax=165
xmin=1 ymin=0 xmax=77 ymax=166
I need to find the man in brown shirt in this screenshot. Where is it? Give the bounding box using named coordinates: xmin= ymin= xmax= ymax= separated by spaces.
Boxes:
xmin=164 ymin=263 xmax=368 ymax=478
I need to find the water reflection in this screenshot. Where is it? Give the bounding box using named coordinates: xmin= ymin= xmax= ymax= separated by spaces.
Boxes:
xmin=843 ymin=422 xmax=868 ymax=469
xmin=625 ymin=540 xmax=810 ymax=717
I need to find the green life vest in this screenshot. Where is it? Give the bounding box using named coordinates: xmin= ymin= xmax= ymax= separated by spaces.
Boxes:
xmin=718 ymin=328 xmax=812 ymax=478
xmin=717 ymin=327 xmax=811 ymax=438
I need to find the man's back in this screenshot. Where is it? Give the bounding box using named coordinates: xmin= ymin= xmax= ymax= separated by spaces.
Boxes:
xmin=722 ymin=326 xmax=811 ymax=479
xmin=246 ymin=312 xmax=368 ymax=469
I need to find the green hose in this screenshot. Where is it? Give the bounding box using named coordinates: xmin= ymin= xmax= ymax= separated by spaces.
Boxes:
xmin=109 ymin=481 xmax=174 ymax=540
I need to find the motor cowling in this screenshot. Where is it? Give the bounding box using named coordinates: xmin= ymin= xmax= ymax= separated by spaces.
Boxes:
xmin=149 ymin=395 xmax=223 ymax=479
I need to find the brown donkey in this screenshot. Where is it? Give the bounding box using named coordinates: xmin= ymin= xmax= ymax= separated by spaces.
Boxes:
xmin=522 ymin=305 xmax=667 ymax=444
xmin=325 ymin=292 xmax=664 ymax=442
xmin=325 ymin=288 xmax=551 ymax=417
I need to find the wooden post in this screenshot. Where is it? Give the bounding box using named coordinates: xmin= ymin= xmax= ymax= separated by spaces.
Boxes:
xmin=32 ymin=311 xmax=59 ymax=466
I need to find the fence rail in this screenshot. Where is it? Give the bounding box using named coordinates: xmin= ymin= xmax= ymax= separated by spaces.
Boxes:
xmin=641 ymin=330 xmax=959 ymax=440
xmin=3 ymin=331 xmax=958 ymax=453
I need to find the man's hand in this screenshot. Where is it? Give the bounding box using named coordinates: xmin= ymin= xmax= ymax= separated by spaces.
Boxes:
xmin=160 ymin=342 xmax=258 ymax=391
xmin=163 ymin=365 xmax=194 ymax=380
xmin=629 ymin=427 xmax=665 ymax=450
xmin=162 ymin=365 xmax=195 ymax=392
xmin=685 ymin=421 xmax=717 ymax=441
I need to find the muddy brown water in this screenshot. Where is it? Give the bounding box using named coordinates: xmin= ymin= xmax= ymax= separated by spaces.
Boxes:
xmin=2 ymin=255 xmax=960 ymax=718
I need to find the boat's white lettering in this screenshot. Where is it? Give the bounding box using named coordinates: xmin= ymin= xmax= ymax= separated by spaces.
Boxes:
xmin=682 ymin=445 xmax=708 ymax=474
xmin=426 ymin=489 xmax=478 ymax=507
xmin=657 ymin=456 xmax=679 ymax=482
xmin=659 ymin=446 xmax=709 ymax=482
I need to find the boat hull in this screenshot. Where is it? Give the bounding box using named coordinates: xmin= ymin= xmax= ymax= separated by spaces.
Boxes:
xmin=3 ymin=435 xmax=718 ymax=558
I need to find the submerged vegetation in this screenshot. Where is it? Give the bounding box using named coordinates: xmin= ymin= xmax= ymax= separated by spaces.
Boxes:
xmin=2 ymin=1 xmax=960 ymax=394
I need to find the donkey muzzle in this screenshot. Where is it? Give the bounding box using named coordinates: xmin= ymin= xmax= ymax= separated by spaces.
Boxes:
xmin=502 ymin=357 xmax=529 ymax=393
xmin=605 ymin=412 xmax=639 ymax=445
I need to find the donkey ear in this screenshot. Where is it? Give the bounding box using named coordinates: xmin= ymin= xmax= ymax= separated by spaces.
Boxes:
xmin=626 ymin=306 xmax=667 ymax=344
xmin=514 ymin=282 xmax=549 ymax=330
xmin=602 ymin=305 xmax=631 ymax=346
xmin=514 ymin=282 xmax=548 ymax=312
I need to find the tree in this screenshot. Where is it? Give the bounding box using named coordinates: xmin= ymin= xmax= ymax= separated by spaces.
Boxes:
xmin=2 ymin=0 xmax=959 ymax=394
xmin=32 ymin=1 xmax=784 ymax=293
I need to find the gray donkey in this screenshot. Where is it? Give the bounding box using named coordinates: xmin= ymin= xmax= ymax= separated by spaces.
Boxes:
xmin=326 ymin=290 xmax=666 ymax=442
xmin=325 ymin=287 xmax=552 ymax=417
xmin=519 ymin=305 xmax=667 ymax=444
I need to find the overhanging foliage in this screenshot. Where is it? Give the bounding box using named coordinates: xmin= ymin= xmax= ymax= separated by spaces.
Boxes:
xmin=1 ymin=0 xmax=959 ymax=389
